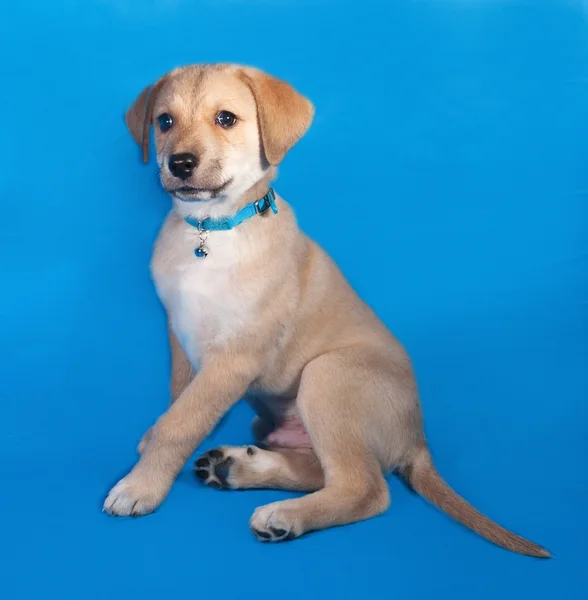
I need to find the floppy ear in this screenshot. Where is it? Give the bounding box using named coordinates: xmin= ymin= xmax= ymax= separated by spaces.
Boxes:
xmin=125 ymin=78 xmax=166 ymax=163
xmin=239 ymin=68 xmax=314 ymax=166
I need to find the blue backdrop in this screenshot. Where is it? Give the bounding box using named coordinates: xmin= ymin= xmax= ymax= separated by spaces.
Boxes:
xmin=1 ymin=1 xmax=586 ymax=598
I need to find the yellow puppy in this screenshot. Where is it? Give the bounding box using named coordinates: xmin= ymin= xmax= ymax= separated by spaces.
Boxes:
xmin=104 ymin=64 xmax=549 ymax=557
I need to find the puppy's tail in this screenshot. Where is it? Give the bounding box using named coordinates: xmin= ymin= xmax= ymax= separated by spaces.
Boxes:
xmin=404 ymin=448 xmax=550 ymax=558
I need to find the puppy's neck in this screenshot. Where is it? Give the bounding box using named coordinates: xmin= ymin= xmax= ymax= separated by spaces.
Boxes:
xmin=171 ymin=169 xmax=276 ymax=222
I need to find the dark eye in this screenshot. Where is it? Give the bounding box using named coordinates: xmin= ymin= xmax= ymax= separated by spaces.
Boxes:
xmin=215 ymin=110 xmax=237 ymax=128
xmin=157 ymin=113 xmax=173 ymax=132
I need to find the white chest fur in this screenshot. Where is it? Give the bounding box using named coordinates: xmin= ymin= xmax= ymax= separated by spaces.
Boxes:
xmin=150 ymin=212 xmax=260 ymax=370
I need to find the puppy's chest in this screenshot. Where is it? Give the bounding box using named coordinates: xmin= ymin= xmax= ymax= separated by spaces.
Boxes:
xmin=151 ymin=221 xmax=256 ymax=368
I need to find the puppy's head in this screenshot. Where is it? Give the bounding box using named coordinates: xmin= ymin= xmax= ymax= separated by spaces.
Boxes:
xmin=126 ymin=64 xmax=313 ymax=209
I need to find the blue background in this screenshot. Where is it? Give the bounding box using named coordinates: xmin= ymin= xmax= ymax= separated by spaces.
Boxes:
xmin=1 ymin=0 xmax=586 ymax=598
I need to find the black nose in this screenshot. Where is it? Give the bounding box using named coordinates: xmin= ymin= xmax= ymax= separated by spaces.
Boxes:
xmin=168 ymin=153 xmax=197 ymax=180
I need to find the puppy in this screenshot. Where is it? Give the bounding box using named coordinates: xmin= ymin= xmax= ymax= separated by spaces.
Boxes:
xmin=104 ymin=63 xmax=549 ymax=557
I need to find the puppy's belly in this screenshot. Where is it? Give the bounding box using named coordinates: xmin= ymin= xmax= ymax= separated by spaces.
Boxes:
xmin=248 ymin=396 xmax=312 ymax=449
xmin=266 ymin=416 xmax=313 ymax=449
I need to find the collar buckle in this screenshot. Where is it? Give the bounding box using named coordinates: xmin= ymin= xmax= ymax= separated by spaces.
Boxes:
xmin=254 ymin=188 xmax=276 ymax=215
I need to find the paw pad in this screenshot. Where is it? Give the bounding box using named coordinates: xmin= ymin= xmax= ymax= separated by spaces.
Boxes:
xmin=194 ymin=448 xmax=235 ymax=489
xmin=251 ymin=524 xmax=295 ymax=542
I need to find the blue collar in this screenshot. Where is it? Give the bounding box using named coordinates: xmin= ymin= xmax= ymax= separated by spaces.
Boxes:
xmin=184 ymin=188 xmax=278 ymax=258
xmin=184 ymin=188 xmax=278 ymax=232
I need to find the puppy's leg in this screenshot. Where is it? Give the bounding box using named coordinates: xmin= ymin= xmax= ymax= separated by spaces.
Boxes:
xmin=138 ymin=325 xmax=195 ymax=454
xmin=250 ymin=350 xmax=390 ymax=542
xmin=194 ymin=446 xmax=324 ymax=491
xmin=104 ymin=352 xmax=257 ymax=517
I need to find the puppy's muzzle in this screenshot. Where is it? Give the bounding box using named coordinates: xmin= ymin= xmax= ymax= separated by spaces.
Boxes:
xmin=168 ymin=153 xmax=198 ymax=180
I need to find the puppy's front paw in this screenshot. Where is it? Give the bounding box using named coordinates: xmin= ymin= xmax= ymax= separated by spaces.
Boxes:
xmin=103 ymin=473 xmax=164 ymax=517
